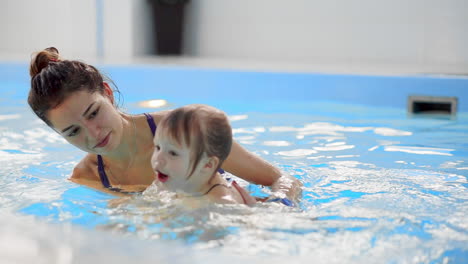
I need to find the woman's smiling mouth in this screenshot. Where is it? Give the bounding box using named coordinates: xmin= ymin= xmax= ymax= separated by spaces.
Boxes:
xmin=94 ymin=133 xmax=110 ymax=148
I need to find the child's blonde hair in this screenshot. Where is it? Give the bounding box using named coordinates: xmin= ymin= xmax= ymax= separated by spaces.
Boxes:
xmin=157 ymin=104 xmax=232 ymax=176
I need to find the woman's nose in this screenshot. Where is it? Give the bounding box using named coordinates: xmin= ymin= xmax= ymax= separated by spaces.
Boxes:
xmin=85 ymin=121 xmax=101 ymax=139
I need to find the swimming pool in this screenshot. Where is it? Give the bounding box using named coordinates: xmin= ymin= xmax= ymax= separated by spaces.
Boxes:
xmin=1 ymin=62 xmax=467 ymax=263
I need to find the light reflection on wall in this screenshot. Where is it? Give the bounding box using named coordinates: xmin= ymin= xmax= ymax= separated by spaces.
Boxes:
xmin=137 ymin=99 xmax=168 ymax=109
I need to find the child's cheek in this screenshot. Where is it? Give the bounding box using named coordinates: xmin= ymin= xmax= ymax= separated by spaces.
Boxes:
xmin=150 ymin=153 xmax=157 ymax=171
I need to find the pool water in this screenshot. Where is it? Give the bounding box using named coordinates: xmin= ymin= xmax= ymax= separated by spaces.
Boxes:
xmin=1 ymin=63 xmax=467 ymax=263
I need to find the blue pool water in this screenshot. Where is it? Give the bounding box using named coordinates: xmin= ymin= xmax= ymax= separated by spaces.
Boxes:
xmin=1 ymin=63 xmax=467 ymax=263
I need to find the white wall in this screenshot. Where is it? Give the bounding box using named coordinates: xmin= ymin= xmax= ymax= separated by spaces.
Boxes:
xmin=1 ymin=0 xmax=467 ymax=73
xmin=131 ymin=0 xmax=155 ymax=56
xmin=101 ymin=0 xmax=154 ymax=59
xmin=0 ymin=0 xmax=96 ymax=59
xmin=0 ymin=0 xmax=153 ymax=61
xmin=184 ymin=0 xmax=468 ymax=72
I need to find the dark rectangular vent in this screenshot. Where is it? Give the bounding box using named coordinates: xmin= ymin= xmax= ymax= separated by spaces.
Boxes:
xmin=408 ymin=95 xmax=457 ymax=115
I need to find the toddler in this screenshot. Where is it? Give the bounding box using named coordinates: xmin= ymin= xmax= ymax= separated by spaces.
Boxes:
xmin=151 ymin=104 xmax=256 ymax=205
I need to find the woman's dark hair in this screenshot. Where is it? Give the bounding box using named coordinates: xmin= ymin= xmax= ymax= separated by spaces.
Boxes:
xmin=28 ymin=47 xmax=111 ymax=127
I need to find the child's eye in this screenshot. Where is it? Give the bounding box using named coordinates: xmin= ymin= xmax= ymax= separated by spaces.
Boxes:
xmin=169 ymin=150 xmax=178 ymax=156
xmin=155 ymin=145 xmax=160 ymax=151
xmin=68 ymin=127 xmax=80 ymax=137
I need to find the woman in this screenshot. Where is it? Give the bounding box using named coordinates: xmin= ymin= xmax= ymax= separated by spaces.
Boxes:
xmin=28 ymin=47 xmax=301 ymax=199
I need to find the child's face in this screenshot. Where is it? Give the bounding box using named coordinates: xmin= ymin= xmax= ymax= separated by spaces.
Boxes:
xmin=151 ymin=130 xmax=208 ymax=194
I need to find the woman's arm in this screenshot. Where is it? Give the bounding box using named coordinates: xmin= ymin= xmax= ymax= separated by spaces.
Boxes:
xmin=223 ymin=141 xmax=280 ymax=186
xmin=222 ymin=141 xmax=302 ymax=201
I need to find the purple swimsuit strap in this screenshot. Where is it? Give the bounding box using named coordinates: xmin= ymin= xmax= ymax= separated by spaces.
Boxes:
xmin=143 ymin=113 xmax=157 ymax=136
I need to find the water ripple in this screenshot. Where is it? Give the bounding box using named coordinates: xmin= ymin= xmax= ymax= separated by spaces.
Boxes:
xmin=384 ymin=146 xmax=454 ymax=156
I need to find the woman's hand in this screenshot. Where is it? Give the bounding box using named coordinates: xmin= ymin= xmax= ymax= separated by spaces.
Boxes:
xmin=270 ymin=174 xmax=303 ymax=204
xmin=223 ymin=141 xmax=303 ymax=202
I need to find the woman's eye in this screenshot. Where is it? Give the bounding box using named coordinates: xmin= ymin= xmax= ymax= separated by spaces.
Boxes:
xmin=89 ymin=108 xmax=100 ymax=119
xmin=155 ymin=145 xmax=160 ymax=151
xmin=169 ymin=151 xmax=178 ymax=156
xmin=68 ymin=127 xmax=80 ymax=137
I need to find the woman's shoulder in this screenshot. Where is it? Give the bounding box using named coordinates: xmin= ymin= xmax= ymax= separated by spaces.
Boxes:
xmin=144 ymin=110 xmax=171 ymax=123
xmin=69 ymin=154 xmax=99 ymax=181
xmin=69 ymin=155 xmax=117 ymax=192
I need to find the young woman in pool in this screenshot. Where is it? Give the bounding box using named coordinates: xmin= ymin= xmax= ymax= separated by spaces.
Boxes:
xmin=28 ymin=47 xmax=301 ymax=199
xmin=151 ymin=104 xmax=256 ymax=205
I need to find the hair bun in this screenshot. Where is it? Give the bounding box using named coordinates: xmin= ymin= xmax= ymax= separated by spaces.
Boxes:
xmin=29 ymin=47 xmax=61 ymax=77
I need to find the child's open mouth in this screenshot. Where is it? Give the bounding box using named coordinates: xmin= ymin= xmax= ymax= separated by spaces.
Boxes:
xmin=157 ymin=171 xmax=169 ymax=183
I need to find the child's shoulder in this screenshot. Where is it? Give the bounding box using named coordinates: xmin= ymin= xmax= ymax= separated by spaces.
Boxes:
xmin=207 ymin=182 xmax=256 ymax=205
xmin=206 ymin=183 xmax=237 ymax=204
xmin=230 ymin=181 xmax=256 ymax=205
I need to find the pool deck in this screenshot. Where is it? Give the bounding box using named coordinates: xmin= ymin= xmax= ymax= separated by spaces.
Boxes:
xmin=1 ymin=53 xmax=468 ymax=77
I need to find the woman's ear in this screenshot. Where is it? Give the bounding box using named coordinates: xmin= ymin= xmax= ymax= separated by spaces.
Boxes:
xmin=102 ymin=82 xmax=114 ymax=104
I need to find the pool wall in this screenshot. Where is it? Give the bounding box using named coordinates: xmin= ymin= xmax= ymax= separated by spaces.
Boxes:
xmin=2 ymin=62 xmax=468 ymax=112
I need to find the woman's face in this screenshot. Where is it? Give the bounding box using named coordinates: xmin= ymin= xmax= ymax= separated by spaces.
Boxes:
xmin=47 ymin=87 xmax=123 ymax=155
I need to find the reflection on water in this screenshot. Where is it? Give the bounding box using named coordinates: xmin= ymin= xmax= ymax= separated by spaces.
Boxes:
xmin=1 ymin=101 xmax=467 ymax=263
xmin=0 ymin=212 xmax=207 ymax=264
xmin=384 ymin=145 xmax=454 ymax=156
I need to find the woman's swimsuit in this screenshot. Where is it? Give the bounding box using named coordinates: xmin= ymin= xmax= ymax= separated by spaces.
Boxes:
xmin=97 ymin=113 xmax=156 ymax=193
xmin=267 ymin=197 xmax=295 ymax=207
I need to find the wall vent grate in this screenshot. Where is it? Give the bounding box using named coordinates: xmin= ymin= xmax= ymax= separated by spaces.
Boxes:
xmin=408 ymin=95 xmax=457 ymax=115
